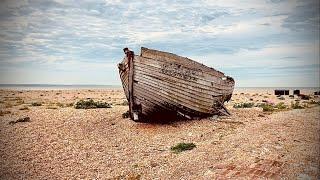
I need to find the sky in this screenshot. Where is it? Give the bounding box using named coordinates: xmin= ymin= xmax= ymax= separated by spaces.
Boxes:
xmin=0 ymin=0 xmax=319 ymax=87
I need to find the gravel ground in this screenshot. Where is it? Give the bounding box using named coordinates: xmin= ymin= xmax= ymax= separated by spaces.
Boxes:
xmin=0 ymin=89 xmax=319 ymax=179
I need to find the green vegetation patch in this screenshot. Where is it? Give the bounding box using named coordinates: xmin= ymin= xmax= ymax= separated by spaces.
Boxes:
xmin=171 ymin=143 xmax=196 ymax=153
xmin=233 ymin=102 xmax=254 ymax=108
xmin=261 ymin=104 xmax=274 ymax=112
xmin=258 ymin=102 xmax=288 ymax=112
xmin=74 ymin=99 xmax=111 ymax=109
xmin=291 ymin=101 xmax=305 ymax=109
xmin=274 ymin=102 xmax=287 ymax=110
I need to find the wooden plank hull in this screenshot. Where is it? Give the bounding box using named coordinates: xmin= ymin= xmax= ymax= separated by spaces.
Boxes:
xmin=118 ymin=47 xmax=235 ymax=121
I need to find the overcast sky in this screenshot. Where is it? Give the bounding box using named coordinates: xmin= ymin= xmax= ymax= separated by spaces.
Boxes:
xmin=0 ymin=0 xmax=319 ymax=87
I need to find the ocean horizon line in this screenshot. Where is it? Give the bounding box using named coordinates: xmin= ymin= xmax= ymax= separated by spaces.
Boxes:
xmin=0 ymin=84 xmax=319 ymax=89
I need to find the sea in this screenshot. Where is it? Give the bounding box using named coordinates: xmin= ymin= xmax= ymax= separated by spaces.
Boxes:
xmin=0 ymin=84 xmax=122 ymax=90
xmin=0 ymin=84 xmax=319 ymax=93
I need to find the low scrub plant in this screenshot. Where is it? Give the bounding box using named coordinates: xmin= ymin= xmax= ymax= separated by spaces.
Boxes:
xmin=233 ymin=102 xmax=254 ymax=108
xmin=274 ymin=102 xmax=287 ymax=110
xmin=291 ymin=102 xmax=305 ymax=109
xmin=74 ymin=99 xmax=111 ymax=109
xmin=170 ymin=143 xmax=196 ymax=153
xmin=260 ymin=103 xmax=274 ymax=112
xmin=258 ymin=102 xmax=288 ymax=112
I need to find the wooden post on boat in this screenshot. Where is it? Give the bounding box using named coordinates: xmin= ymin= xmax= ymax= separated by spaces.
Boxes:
xmin=124 ymin=48 xmax=138 ymax=121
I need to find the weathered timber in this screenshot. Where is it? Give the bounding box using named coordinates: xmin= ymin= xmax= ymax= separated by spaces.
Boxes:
xmin=136 ymin=56 xmax=231 ymax=87
xmin=134 ymin=64 xmax=230 ymax=92
xmin=118 ymin=47 xmax=235 ymax=121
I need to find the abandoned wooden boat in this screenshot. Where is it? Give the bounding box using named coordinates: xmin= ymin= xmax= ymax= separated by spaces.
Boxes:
xmin=118 ymin=47 xmax=235 ymax=121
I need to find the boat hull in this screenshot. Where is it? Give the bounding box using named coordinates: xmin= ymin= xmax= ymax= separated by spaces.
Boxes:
xmin=118 ymin=47 xmax=235 ymax=121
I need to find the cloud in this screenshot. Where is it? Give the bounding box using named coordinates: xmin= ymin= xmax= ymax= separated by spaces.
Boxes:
xmin=0 ymin=0 xmax=319 ymax=86
xmin=190 ymin=42 xmax=319 ymax=70
xmin=283 ymin=0 xmax=319 ymax=32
